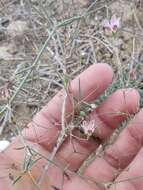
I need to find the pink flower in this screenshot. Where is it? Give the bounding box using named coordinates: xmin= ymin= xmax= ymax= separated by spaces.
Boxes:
xmin=102 ymin=15 xmax=120 ymax=33
xmin=81 ymin=120 xmax=96 ymax=137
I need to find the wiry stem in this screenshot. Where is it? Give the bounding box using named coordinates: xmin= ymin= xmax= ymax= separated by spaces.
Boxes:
xmin=38 ymin=93 xmax=68 ymax=185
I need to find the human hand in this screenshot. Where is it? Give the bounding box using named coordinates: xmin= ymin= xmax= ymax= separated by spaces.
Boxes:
xmin=0 ymin=64 xmax=143 ymax=190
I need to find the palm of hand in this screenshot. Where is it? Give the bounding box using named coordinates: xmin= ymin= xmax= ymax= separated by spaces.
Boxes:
xmin=1 ymin=64 xmax=143 ymax=190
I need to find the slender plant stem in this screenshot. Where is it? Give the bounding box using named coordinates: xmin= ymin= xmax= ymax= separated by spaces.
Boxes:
xmin=38 ymin=93 xmax=68 ymax=185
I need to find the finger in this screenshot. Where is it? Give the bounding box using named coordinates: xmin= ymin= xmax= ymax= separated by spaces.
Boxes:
xmin=84 ymin=108 xmax=143 ymax=185
xmin=109 ymin=146 xmax=143 ymax=190
xmin=90 ymin=88 xmax=140 ymax=140
xmin=56 ymin=88 xmax=140 ymax=170
xmin=23 ymin=64 xmax=113 ymax=149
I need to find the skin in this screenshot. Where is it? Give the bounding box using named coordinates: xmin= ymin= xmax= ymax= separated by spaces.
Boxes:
xmin=0 ymin=63 xmax=143 ymax=189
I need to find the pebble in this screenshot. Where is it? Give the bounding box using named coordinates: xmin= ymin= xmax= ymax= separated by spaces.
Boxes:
xmin=0 ymin=140 xmax=10 ymax=152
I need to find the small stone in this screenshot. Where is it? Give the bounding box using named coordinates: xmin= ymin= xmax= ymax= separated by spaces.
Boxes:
xmin=0 ymin=46 xmax=13 ymax=60
xmin=0 ymin=140 xmax=10 ymax=152
xmin=7 ymin=20 xmax=28 ymax=37
xmin=77 ymin=0 xmax=92 ymax=7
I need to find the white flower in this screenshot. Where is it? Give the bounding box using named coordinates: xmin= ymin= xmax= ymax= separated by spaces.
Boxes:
xmin=81 ymin=120 xmax=96 ymax=136
xmin=102 ymin=15 xmax=120 ymax=33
